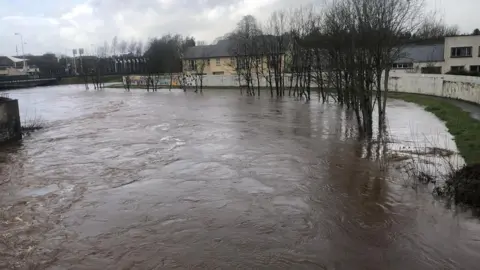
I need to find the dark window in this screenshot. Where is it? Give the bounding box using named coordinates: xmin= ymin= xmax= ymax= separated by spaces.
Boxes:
xmin=392 ymin=63 xmax=413 ymax=69
xmin=451 ymin=66 xmax=465 ymax=72
xmin=471 ymin=65 xmax=480 ymax=72
xmin=451 ymin=47 xmax=472 ymax=58
xmin=421 ymin=66 xmax=442 ymax=74
xmin=213 ymin=71 xmax=224 ymax=75
xmin=236 ymin=58 xmax=247 ymax=70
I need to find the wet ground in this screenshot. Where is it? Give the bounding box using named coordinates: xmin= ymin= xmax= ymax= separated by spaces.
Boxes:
xmin=1 ymin=85 xmax=480 ymax=269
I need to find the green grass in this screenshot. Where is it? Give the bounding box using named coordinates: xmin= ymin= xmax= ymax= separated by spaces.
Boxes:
xmin=391 ymin=92 xmax=480 ymax=165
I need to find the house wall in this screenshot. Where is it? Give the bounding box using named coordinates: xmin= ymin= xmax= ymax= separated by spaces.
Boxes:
xmin=444 ymin=36 xmax=480 ymax=72
xmin=391 ymin=61 xmax=444 ymax=74
xmin=183 ymin=55 xmax=285 ymax=75
xmin=183 ymin=57 xmax=236 ymax=75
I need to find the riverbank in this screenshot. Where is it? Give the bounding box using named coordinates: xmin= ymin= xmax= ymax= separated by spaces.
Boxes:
xmin=391 ymin=92 xmax=480 ymax=165
xmin=58 ymin=75 xmax=123 ymax=85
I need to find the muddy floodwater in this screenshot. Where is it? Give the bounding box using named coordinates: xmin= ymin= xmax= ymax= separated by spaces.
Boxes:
xmin=1 ymin=85 xmax=480 ymax=269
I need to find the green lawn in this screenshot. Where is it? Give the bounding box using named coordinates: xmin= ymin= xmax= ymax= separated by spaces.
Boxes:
xmin=390 ymin=92 xmax=480 ymax=165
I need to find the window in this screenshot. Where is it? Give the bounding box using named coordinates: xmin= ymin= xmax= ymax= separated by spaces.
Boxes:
xmin=471 ymin=65 xmax=480 ymax=72
xmin=189 ymin=60 xmax=195 ymax=71
xmin=421 ymin=67 xmax=442 ymax=74
xmin=451 ymin=66 xmax=465 ymax=72
xmin=392 ymin=63 xmax=413 ymax=69
xmin=213 ymin=71 xmax=224 ymax=75
xmin=216 ymin=58 xmax=221 ymax=66
xmin=207 ymin=59 xmax=210 ymax=65
xmin=451 ymin=47 xmax=472 ymax=58
xmin=236 ymin=58 xmax=247 ymax=70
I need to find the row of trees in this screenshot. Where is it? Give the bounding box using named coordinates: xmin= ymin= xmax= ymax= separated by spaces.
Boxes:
xmin=212 ymin=0 xmax=458 ymax=137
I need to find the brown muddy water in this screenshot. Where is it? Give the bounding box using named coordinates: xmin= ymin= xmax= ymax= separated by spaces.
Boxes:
xmin=1 ymin=85 xmax=480 ymax=269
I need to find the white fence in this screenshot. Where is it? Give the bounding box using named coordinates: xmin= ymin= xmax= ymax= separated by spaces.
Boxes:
xmin=124 ymin=73 xmax=480 ymax=105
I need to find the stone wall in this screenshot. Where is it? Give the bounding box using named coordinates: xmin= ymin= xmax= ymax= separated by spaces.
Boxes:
xmin=0 ymin=98 xmax=22 ymax=143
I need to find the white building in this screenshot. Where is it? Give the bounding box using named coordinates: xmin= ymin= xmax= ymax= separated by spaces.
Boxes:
xmin=392 ymin=43 xmax=444 ymax=74
xmin=444 ymin=35 xmax=480 ymax=73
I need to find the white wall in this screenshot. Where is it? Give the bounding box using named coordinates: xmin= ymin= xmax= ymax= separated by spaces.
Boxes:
xmin=124 ymin=73 xmax=480 ymax=105
xmin=388 ymin=73 xmax=480 ymax=104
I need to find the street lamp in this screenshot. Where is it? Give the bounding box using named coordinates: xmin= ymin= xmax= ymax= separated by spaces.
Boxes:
xmin=14 ymin=33 xmax=26 ymax=71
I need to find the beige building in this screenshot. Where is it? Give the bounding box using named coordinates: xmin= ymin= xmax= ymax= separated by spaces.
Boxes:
xmin=182 ymin=40 xmax=285 ymax=75
xmin=444 ymin=35 xmax=480 ymax=73
xmin=183 ymin=40 xmax=236 ymax=75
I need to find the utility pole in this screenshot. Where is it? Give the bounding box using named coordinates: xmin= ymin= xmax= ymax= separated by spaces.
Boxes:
xmin=14 ymin=33 xmax=26 ymax=71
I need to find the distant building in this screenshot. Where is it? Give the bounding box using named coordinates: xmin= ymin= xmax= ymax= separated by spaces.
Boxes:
xmin=392 ymin=42 xmax=444 ymax=74
xmin=391 ymin=35 xmax=480 ymax=74
xmin=444 ymin=35 xmax=480 ymax=73
xmin=182 ymin=39 xmax=286 ymax=75
xmin=182 ymin=40 xmax=237 ymax=75
xmin=0 ymin=56 xmax=29 ymax=76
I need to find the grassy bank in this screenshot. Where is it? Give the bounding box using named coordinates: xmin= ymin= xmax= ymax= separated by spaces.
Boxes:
xmin=58 ymin=75 xmax=123 ymax=85
xmin=391 ymin=92 xmax=480 ymax=165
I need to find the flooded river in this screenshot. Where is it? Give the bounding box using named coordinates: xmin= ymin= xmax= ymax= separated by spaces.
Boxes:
xmin=1 ymin=85 xmax=480 ymax=269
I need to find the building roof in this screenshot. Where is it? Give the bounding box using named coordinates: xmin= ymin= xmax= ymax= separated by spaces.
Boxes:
xmin=183 ymin=36 xmax=287 ymax=59
xmin=395 ymin=43 xmax=444 ymax=63
xmin=6 ymin=56 xmax=26 ymax=63
xmin=183 ymin=40 xmax=233 ymax=59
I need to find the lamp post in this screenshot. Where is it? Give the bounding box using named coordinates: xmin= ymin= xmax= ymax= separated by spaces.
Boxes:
xmin=14 ymin=33 xmax=26 ymax=71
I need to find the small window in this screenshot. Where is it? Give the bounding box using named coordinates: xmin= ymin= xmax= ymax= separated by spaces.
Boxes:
xmin=213 ymin=71 xmax=224 ymax=75
xmin=451 ymin=47 xmax=472 ymax=58
xmin=392 ymin=63 xmax=413 ymax=69
xmin=216 ymin=58 xmax=221 ymax=66
xmin=471 ymin=65 xmax=480 ymax=72
xmin=451 ymin=66 xmax=465 ymax=72
xmin=207 ymin=59 xmax=210 ymax=65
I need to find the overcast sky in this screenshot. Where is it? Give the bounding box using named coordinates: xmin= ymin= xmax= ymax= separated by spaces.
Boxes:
xmin=0 ymin=0 xmax=478 ymax=56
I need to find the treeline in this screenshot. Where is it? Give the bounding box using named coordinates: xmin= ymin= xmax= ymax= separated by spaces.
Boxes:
xmin=119 ymin=0 xmax=458 ymax=136
xmin=213 ymin=0 xmax=456 ymax=137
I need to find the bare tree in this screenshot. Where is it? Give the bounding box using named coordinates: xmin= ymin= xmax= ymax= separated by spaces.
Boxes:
xmin=118 ymin=40 xmax=128 ymax=55
xmin=111 ymin=36 xmax=118 ymax=56
xmin=320 ymin=0 xmax=425 ymax=137
xmin=135 ymin=41 xmax=144 ymax=56
xmin=128 ymin=39 xmax=137 ymax=54
xmin=415 ymin=16 xmax=459 ymax=39
xmin=228 ymin=15 xmax=263 ymax=96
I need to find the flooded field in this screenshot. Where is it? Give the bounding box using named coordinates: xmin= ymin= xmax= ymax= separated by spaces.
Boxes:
xmin=1 ymin=85 xmax=479 ymax=269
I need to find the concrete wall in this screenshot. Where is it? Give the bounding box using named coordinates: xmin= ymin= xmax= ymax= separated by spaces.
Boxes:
xmin=124 ymin=73 xmax=480 ymax=105
xmin=0 ymin=98 xmax=22 ymax=143
xmin=388 ymin=73 xmax=480 ymax=104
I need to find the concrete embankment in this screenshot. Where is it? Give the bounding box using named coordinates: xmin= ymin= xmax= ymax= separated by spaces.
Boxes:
xmin=0 ymin=97 xmax=22 ymax=143
xmin=0 ymin=78 xmax=58 ymax=90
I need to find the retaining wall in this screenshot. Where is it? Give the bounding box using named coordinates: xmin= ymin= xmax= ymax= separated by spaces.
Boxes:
xmin=388 ymin=72 xmax=480 ymax=104
xmin=0 ymin=98 xmax=22 ymax=143
xmin=124 ymin=73 xmax=480 ymax=104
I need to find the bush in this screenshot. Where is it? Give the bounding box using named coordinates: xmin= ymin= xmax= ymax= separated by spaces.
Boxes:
xmin=435 ymin=164 xmax=480 ymax=208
